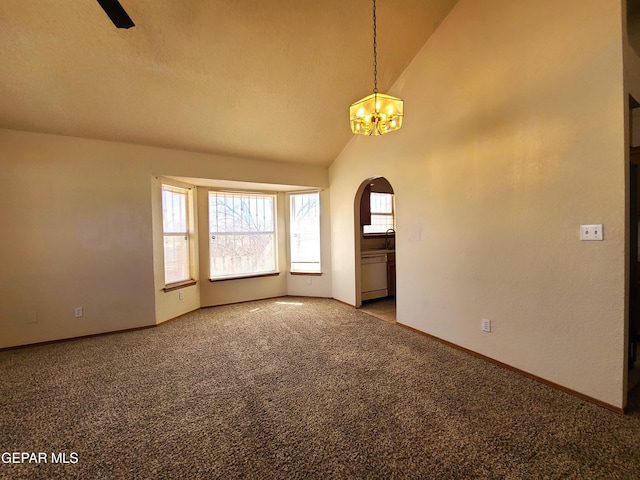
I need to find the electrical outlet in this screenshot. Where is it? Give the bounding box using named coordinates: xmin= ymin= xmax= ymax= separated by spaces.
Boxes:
xmin=306 ymin=277 xmax=312 ymax=285
xmin=74 ymin=307 xmax=83 ymax=318
xmin=179 ymin=291 xmax=185 ymax=300
xmin=482 ymin=319 xmax=491 ymax=333
xmin=580 ymin=224 xmax=603 ymax=241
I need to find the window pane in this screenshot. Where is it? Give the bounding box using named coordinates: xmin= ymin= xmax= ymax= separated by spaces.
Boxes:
xmin=364 ymin=192 xmax=394 ymax=234
xmin=162 ymin=188 xmax=187 ymax=233
xmin=290 ymin=192 xmax=321 ymax=273
xmin=162 ymin=185 xmax=191 ymax=285
xmin=209 ymin=191 xmax=277 ymax=278
xmin=370 ymin=192 xmax=392 ymax=214
xmin=164 ymin=235 xmax=190 ymax=284
xmin=210 ymin=233 xmax=275 ymax=277
xmin=364 ymin=214 xmax=394 ymax=234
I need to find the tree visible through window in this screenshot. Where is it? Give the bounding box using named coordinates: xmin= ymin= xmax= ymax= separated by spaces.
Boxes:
xmin=162 ymin=184 xmax=191 ymax=285
xmin=209 ymin=192 xmax=277 ymax=279
xmin=290 ymin=192 xmax=321 ymax=273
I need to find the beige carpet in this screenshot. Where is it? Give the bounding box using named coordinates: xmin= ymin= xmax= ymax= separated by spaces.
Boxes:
xmin=1 ymin=297 xmax=640 ymax=479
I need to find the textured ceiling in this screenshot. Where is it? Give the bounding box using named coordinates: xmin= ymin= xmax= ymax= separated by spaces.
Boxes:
xmin=0 ymin=0 xmax=458 ymax=167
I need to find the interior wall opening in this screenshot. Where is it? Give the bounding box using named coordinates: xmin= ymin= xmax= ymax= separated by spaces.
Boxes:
xmin=354 ymin=177 xmax=396 ymax=323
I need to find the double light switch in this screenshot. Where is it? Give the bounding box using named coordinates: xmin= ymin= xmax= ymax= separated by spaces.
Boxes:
xmin=580 ymin=224 xmax=603 ymax=241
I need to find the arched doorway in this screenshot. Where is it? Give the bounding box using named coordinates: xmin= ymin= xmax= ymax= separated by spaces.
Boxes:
xmin=354 ymin=177 xmax=396 ymax=322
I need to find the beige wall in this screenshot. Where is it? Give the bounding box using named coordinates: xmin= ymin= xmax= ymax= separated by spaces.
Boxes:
xmin=1 ymin=128 xmax=329 ymax=348
xmin=330 ymin=0 xmax=627 ymax=408
xmin=1 ymin=130 xmax=156 ymax=347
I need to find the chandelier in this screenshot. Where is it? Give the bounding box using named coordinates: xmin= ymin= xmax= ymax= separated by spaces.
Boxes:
xmin=350 ymin=0 xmax=403 ymax=136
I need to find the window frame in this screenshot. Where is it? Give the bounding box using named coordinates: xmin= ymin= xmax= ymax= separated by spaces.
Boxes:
xmin=208 ymin=190 xmax=279 ymax=281
xmin=363 ymin=191 xmax=395 ymax=235
xmin=289 ymin=191 xmax=321 ymax=274
xmin=161 ymin=183 xmax=195 ymax=289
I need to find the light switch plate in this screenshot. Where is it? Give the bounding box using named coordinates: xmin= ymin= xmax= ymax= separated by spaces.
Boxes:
xmin=580 ymin=224 xmax=603 ymax=241
xmin=482 ymin=319 xmax=491 ymax=333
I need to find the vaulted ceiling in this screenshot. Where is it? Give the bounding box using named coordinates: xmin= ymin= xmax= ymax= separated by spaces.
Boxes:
xmin=0 ymin=0 xmax=458 ymax=167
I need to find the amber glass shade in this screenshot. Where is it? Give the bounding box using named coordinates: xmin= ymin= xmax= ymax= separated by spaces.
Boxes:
xmin=350 ymin=92 xmax=403 ymax=136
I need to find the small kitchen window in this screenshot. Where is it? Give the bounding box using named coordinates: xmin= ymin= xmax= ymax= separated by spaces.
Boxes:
xmin=363 ymin=192 xmax=395 ymax=234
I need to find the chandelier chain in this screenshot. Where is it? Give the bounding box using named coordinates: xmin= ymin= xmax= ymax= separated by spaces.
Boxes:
xmin=349 ymin=0 xmax=403 ymax=136
xmin=372 ymin=0 xmax=377 ymax=93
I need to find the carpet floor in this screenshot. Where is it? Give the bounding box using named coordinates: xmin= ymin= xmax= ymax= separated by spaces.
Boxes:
xmin=1 ymin=297 xmax=640 ymax=479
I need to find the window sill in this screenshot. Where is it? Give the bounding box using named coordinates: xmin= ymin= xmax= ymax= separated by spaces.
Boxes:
xmin=289 ymin=272 xmax=323 ymax=276
xmin=363 ymin=233 xmax=395 ymax=238
xmin=209 ymin=272 xmax=280 ymax=282
xmin=163 ymin=280 xmax=197 ymax=292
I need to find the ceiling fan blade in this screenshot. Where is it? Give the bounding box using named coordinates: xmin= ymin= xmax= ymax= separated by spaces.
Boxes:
xmin=96 ymin=0 xmax=135 ymax=29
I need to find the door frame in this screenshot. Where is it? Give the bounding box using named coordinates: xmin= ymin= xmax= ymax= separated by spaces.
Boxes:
xmin=353 ymin=176 xmax=396 ymax=308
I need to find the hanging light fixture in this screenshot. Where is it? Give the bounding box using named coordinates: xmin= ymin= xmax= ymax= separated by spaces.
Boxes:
xmin=350 ymin=0 xmax=403 ymax=136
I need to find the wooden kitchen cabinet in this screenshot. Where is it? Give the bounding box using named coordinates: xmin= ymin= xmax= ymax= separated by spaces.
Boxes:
xmin=360 ymin=184 xmax=371 ymax=226
xmin=387 ymin=252 xmax=396 ymax=297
